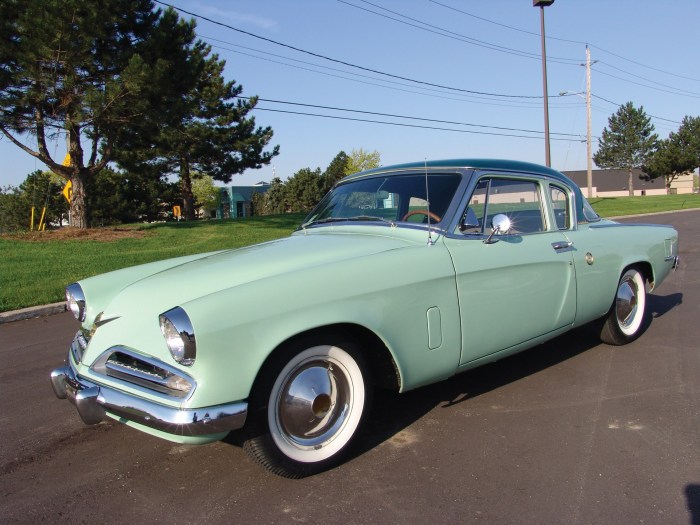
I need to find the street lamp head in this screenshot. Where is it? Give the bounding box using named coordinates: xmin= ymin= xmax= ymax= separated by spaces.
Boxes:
xmin=533 ymin=0 xmax=555 ymax=6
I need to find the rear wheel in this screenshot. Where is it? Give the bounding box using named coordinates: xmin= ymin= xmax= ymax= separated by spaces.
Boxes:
xmin=600 ymin=267 xmax=647 ymax=345
xmin=243 ymin=338 xmax=371 ymax=478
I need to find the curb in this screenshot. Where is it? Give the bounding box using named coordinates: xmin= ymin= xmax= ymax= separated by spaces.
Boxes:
xmin=0 ymin=302 xmax=66 ymax=324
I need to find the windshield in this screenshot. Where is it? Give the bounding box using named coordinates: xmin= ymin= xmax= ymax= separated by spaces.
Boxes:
xmin=301 ymin=173 xmax=462 ymax=228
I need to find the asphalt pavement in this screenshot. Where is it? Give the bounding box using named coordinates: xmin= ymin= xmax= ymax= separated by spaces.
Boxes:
xmin=1 ymin=210 xmax=698 ymax=524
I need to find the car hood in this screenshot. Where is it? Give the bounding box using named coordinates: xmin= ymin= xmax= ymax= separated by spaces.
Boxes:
xmin=91 ymin=229 xmax=420 ymax=321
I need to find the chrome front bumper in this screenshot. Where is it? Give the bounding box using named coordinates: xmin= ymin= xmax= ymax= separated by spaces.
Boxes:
xmin=50 ymin=363 xmax=247 ymax=437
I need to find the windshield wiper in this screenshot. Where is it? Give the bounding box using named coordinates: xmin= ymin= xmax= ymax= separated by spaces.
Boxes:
xmin=347 ymin=215 xmax=394 ymax=225
xmin=301 ymin=216 xmax=394 ymax=229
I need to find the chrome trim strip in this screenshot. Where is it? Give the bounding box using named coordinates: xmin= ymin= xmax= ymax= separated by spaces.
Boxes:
xmin=590 ymin=222 xmax=677 ymax=229
xmin=50 ymin=364 xmax=247 ymax=436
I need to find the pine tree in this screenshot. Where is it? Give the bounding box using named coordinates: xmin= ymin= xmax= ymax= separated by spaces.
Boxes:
xmin=322 ymin=151 xmax=350 ymax=193
xmin=116 ymin=48 xmax=279 ymax=220
xmin=593 ymin=102 xmax=658 ymax=196
xmin=0 ymin=1 xmax=202 ymax=227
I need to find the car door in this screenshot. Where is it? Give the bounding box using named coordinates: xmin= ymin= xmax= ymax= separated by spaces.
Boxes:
xmin=443 ymin=176 xmax=577 ymax=366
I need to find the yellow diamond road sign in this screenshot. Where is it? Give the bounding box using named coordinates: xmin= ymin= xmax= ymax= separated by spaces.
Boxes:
xmin=62 ymin=180 xmax=72 ymax=203
xmin=62 ymin=153 xmax=72 ymax=202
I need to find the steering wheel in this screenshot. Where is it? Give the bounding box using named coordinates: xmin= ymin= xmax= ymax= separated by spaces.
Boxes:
xmin=402 ymin=210 xmax=442 ymax=222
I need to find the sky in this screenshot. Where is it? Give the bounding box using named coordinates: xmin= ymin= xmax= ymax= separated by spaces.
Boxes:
xmin=2 ymin=0 xmax=699 ymax=188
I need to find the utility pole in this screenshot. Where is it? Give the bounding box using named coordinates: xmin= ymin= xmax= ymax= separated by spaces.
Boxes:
xmin=586 ymin=46 xmax=593 ymax=199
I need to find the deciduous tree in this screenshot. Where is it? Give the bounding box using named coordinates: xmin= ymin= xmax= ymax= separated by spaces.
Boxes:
xmin=344 ymin=148 xmax=382 ymax=176
xmin=673 ymin=116 xmax=700 ymax=175
xmin=191 ymin=175 xmax=220 ymax=217
xmin=643 ymin=139 xmax=688 ymax=192
xmin=0 ymin=170 xmax=68 ymax=232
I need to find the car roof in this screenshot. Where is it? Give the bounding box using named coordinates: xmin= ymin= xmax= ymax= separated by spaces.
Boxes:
xmin=341 ymin=158 xmax=586 ymax=217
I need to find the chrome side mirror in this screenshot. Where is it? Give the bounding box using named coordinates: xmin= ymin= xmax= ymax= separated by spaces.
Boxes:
xmin=483 ymin=214 xmax=512 ymax=244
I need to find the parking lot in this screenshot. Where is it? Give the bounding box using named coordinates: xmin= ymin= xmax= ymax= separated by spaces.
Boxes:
xmin=2 ymin=210 xmax=698 ymax=524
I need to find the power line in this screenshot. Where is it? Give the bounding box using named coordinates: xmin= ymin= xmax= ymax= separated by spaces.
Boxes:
xmin=253 ymin=107 xmax=582 ymax=141
xmin=596 ymin=61 xmax=700 ymax=98
xmin=204 ymin=36 xmax=580 ymax=109
xmin=344 ymin=0 xmax=699 ymax=104
xmin=590 ymin=94 xmax=681 ymax=124
xmin=161 ymin=1 xmax=684 ymax=126
xmin=590 ymin=44 xmax=700 ymax=84
xmin=339 ymin=0 xmax=581 ymax=65
xmin=429 ymin=0 xmax=700 ymax=83
xmin=428 ymin=0 xmax=587 ymax=45
xmin=156 ymin=0 xmax=550 ymax=99
xmin=240 ymin=96 xmax=589 ymax=138
xmin=594 ymin=68 xmax=700 ymax=100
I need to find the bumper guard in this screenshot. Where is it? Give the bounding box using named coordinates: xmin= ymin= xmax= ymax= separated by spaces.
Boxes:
xmin=50 ymin=364 xmax=247 ymax=437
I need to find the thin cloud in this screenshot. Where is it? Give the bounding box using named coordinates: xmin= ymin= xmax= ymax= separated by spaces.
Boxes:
xmin=194 ymin=4 xmax=278 ymax=31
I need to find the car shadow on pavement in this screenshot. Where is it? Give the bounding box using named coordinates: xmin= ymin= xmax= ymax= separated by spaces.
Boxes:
xmin=686 ymin=485 xmax=700 ymax=525
xmin=353 ymin=291 xmax=683 ymax=461
xmin=354 ymin=323 xmax=602 ymax=457
xmin=648 ymin=292 xmax=683 ymax=318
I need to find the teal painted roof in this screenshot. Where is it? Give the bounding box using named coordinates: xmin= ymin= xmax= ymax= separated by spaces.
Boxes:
xmin=343 ymin=159 xmax=566 ymax=182
xmin=340 ymin=158 xmax=587 ymax=220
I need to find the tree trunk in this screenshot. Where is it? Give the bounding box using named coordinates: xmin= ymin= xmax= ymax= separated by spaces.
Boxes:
xmin=180 ymin=155 xmax=196 ymax=220
xmin=628 ymin=168 xmax=634 ymax=197
xmin=69 ymin=172 xmax=88 ymax=228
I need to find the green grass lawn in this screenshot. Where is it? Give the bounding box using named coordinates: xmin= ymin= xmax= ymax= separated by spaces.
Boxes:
xmin=0 ymin=214 xmax=305 ymax=312
xmin=1 ymin=193 xmax=699 ymax=313
xmin=590 ymin=194 xmax=700 ymax=217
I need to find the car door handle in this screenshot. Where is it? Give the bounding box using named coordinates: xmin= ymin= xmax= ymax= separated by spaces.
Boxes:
xmin=552 ymin=241 xmax=574 ymax=251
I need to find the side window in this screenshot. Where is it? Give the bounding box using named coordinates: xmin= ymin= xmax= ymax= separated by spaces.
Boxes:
xmin=550 ymin=185 xmax=570 ymax=230
xmin=486 ymin=179 xmax=544 ymax=234
xmin=461 ymin=178 xmax=545 ymax=235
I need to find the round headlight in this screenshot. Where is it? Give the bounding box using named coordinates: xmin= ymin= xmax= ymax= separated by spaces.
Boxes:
xmin=159 ymin=307 xmax=196 ymax=366
xmin=65 ymin=283 xmax=86 ymax=322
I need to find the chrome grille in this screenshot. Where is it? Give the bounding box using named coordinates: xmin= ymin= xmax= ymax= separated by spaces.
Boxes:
xmin=91 ymin=348 xmax=195 ymax=399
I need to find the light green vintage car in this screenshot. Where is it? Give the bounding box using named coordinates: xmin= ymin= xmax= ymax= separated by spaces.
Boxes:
xmin=51 ymin=159 xmax=679 ymax=477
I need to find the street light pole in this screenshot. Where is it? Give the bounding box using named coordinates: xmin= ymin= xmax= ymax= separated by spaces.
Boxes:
xmin=534 ymin=0 xmax=554 ymax=167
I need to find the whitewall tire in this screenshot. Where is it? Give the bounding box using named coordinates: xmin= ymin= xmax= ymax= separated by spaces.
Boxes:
xmin=244 ymin=338 xmax=370 ymax=478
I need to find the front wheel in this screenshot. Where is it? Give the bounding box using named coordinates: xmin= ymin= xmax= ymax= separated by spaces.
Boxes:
xmin=243 ymin=339 xmax=371 ymax=478
xmin=600 ymin=267 xmax=647 ymax=345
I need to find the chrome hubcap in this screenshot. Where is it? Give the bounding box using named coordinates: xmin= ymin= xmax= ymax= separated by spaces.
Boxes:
xmin=616 ymin=277 xmax=638 ymax=328
xmin=277 ymin=360 xmax=351 ymax=448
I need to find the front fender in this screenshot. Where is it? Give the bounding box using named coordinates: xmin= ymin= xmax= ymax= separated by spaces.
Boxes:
xmin=184 ymin=241 xmax=461 ymax=407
